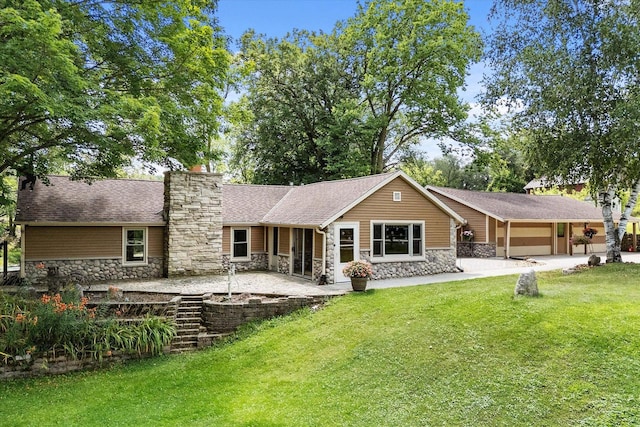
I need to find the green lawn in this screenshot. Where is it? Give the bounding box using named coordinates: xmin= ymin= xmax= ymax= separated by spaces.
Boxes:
xmin=1 ymin=265 xmax=640 ymax=426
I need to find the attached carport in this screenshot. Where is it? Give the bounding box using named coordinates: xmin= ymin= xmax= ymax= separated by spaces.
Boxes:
xmin=426 ymin=186 xmax=639 ymax=259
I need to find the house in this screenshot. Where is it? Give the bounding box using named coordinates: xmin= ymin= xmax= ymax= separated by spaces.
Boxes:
xmin=15 ymin=171 xmax=465 ymax=285
xmin=426 ymin=186 xmax=639 ymax=258
xmin=524 ymin=177 xmax=586 ymax=194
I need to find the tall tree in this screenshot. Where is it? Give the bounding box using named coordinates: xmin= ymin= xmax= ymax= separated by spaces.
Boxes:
xmin=233 ymin=30 xmax=371 ymax=185
xmin=342 ymin=0 xmax=482 ymax=174
xmin=484 ymin=0 xmax=640 ymax=262
xmin=234 ymin=0 xmax=482 ymax=184
xmin=0 ymin=0 xmax=229 ymax=184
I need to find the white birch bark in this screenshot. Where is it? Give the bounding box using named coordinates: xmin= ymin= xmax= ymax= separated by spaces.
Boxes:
xmin=600 ymin=179 xmax=640 ymax=263
xmin=599 ymin=188 xmax=619 ymax=263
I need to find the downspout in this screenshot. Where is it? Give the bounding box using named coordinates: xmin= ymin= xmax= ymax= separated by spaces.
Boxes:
xmin=316 ymin=227 xmax=327 ymax=284
xmin=455 ymin=222 xmax=464 ymax=272
xmin=20 ymin=224 xmax=25 ymax=278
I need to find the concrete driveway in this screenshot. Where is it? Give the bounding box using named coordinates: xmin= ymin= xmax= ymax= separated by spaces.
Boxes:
xmin=324 ymin=252 xmax=640 ymax=292
xmin=83 ymin=252 xmax=640 ymax=297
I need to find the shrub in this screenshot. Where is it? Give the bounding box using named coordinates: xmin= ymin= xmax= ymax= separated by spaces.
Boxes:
xmin=0 ymin=290 xmax=176 ymax=363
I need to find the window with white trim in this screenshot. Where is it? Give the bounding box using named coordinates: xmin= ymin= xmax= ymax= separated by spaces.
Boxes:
xmin=232 ymin=227 xmax=250 ymax=260
xmin=372 ymin=222 xmax=423 ymax=258
xmin=123 ymin=228 xmax=147 ymax=265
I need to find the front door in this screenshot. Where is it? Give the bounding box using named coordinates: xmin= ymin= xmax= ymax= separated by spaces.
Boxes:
xmin=334 ymin=222 xmax=360 ymax=283
xmin=292 ymin=228 xmax=313 ymax=278
xmin=556 ymin=223 xmax=568 ymax=254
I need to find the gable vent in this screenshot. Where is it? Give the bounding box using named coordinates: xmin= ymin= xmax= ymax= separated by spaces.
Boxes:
xmin=393 ymin=191 xmax=402 ymax=202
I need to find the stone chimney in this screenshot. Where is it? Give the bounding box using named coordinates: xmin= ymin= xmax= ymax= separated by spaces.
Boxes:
xmin=163 ymin=171 xmax=223 ymax=277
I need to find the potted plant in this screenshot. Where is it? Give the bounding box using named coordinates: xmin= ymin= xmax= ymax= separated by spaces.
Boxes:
xmin=462 ymin=229 xmax=474 ymax=242
xmin=342 ymin=260 xmax=373 ymax=291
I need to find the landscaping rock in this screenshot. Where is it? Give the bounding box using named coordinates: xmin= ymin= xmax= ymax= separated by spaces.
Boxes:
xmin=514 ymin=269 xmax=539 ymax=297
xmin=588 ymin=254 xmax=601 ymax=266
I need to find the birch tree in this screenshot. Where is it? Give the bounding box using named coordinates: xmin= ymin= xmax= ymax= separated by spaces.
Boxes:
xmin=483 ymin=0 xmax=640 ymax=262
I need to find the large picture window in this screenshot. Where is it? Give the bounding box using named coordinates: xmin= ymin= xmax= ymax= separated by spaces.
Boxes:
xmin=123 ymin=228 xmax=147 ymax=265
xmin=232 ymin=228 xmax=250 ymax=260
xmin=372 ymin=222 xmax=423 ymax=259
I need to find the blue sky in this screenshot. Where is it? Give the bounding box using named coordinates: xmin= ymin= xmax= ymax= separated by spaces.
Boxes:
xmin=217 ymin=0 xmax=493 ymax=42
xmin=216 ymin=0 xmax=493 ymax=101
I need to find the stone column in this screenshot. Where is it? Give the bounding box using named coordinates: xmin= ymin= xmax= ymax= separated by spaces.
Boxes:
xmin=164 ymin=171 xmax=223 ymax=277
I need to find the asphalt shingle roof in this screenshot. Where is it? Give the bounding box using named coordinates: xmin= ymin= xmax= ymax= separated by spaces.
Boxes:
xmin=16 ymin=172 xmax=458 ymax=227
xmin=16 ymin=176 xmax=165 ymax=224
xmin=261 ymin=173 xmax=394 ymax=226
xmin=222 ymin=184 xmax=292 ymax=224
xmin=427 ymin=186 xmax=633 ymax=222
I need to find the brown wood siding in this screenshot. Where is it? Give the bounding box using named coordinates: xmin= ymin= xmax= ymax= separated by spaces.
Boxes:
xmin=25 ymin=226 xmax=122 ymax=260
xmin=341 ymin=177 xmax=452 ymax=248
xmin=279 ymin=227 xmax=290 ymax=254
xmin=432 ymin=193 xmax=489 ymax=242
xmin=222 ymin=227 xmax=230 ymax=253
xmin=251 ymin=226 xmax=265 ymax=252
xmin=147 ymin=226 xmax=164 ymax=257
xmin=510 ymin=223 xmax=552 ymax=247
xmin=222 ymin=226 xmax=263 ymax=253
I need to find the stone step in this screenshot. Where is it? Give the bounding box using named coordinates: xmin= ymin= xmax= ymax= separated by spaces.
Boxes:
xmin=176 ymin=329 xmax=200 ymax=337
xmin=176 ymin=317 xmax=200 ymax=328
xmin=176 ymin=308 xmax=201 ymax=315
xmin=173 ymin=334 xmax=199 ymax=342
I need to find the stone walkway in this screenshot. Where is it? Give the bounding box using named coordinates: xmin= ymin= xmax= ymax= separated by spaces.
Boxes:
xmin=85 ymin=252 xmax=640 ymax=297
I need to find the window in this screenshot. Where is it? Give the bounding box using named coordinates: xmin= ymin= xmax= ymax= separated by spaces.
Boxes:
xmin=372 ymin=222 xmax=423 ymax=259
xmin=123 ymin=228 xmax=147 ymax=265
xmin=272 ymin=227 xmax=279 ymax=255
xmin=232 ymin=228 xmax=250 ymax=259
xmin=557 ymin=223 xmax=565 ymax=238
xmin=393 ymin=191 xmax=402 ymax=202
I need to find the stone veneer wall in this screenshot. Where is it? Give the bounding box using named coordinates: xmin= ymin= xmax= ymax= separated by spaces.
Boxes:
xmin=164 ymin=172 xmax=223 ymax=277
xmin=24 ymin=258 xmax=163 ymax=285
xmin=457 ymin=242 xmax=496 ymax=258
xmin=222 ymin=253 xmax=268 ymax=271
xmin=323 ymin=220 xmax=459 ymax=283
xmin=360 ymin=249 xmax=458 ymax=280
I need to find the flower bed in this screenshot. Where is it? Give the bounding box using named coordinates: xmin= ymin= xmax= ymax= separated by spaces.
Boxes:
xmin=1 ymin=289 xmax=175 ymax=377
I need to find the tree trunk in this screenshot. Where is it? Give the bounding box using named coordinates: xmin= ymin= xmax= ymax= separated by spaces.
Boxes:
xmin=599 ymin=179 xmax=640 ymax=263
xmin=600 ymin=188 xmax=621 ymax=263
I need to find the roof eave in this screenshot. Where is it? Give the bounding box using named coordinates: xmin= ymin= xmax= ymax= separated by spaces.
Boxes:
xmin=16 ymin=221 xmax=166 ymax=226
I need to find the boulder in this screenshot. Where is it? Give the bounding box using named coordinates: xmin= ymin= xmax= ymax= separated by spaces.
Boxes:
xmin=514 ymin=269 xmax=539 ymax=297
xmin=588 ymin=254 xmax=601 ymax=267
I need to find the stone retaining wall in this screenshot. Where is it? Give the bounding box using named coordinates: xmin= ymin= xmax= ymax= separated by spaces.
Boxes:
xmin=24 ymin=257 xmax=163 ymax=285
xmin=457 ymin=242 xmax=496 ymax=258
xmin=202 ymin=295 xmax=323 ymax=334
xmin=0 ymin=350 xmax=164 ymax=380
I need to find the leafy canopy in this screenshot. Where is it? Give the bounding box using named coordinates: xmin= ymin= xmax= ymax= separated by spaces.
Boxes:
xmin=0 ymin=0 xmax=230 ymax=182
xmin=233 ymin=0 xmax=481 ymax=184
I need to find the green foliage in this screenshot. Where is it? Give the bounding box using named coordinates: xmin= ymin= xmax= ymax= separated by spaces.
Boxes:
xmin=0 ymin=0 xmax=230 ymax=191
xmin=484 ymin=0 xmax=640 ymax=193
xmin=2 ymin=267 xmax=640 ymax=425
xmin=234 ymin=0 xmax=482 ymax=184
xmin=400 ymin=156 xmax=447 ymax=187
xmin=232 ymin=30 xmax=371 ymax=184
xmin=0 ymin=291 xmax=175 ymax=362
